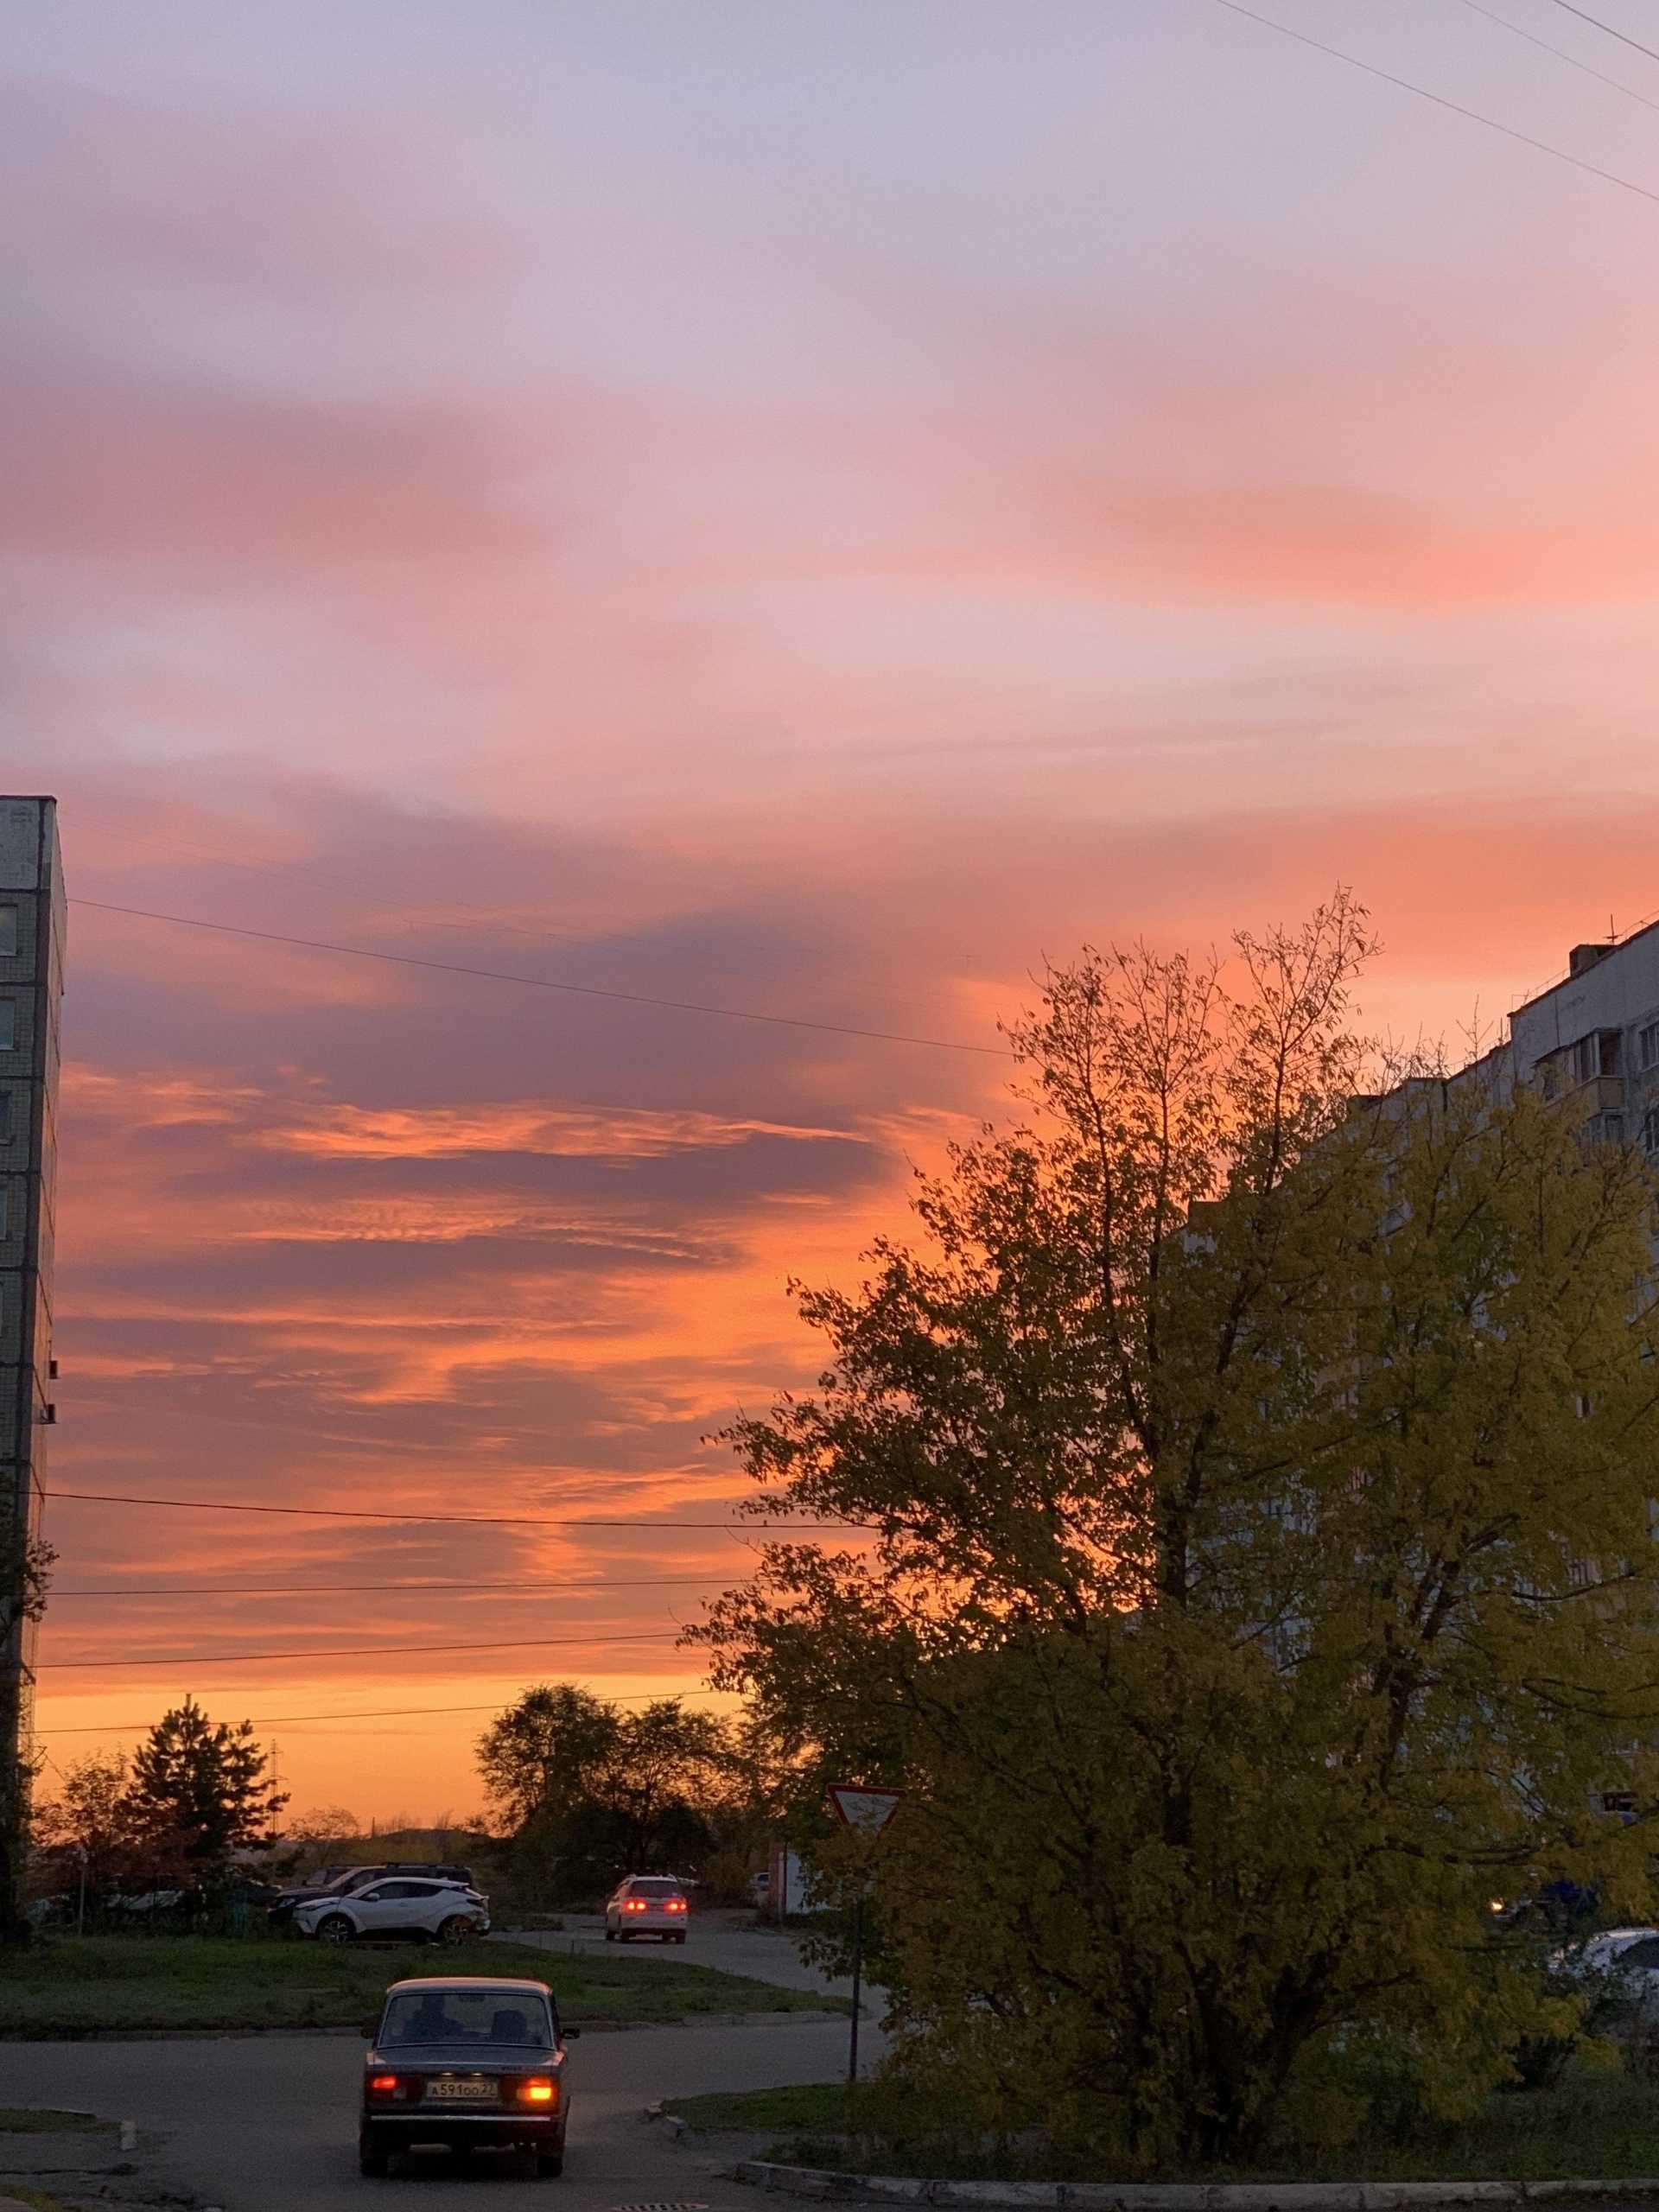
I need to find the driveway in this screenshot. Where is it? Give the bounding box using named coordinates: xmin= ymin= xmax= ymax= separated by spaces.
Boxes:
xmin=0 ymin=2009 xmax=874 ymax=2212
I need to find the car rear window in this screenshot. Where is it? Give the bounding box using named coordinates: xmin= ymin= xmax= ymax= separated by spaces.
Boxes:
xmin=631 ymin=1879 xmax=683 ymax=1898
xmin=380 ymin=1988 xmax=554 ymax=2046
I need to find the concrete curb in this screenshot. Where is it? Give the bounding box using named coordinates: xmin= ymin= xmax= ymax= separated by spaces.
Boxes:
xmin=733 ymin=2162 xmax=1659 ymax=2210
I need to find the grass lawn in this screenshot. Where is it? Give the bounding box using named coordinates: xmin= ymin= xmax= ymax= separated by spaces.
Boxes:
xmin=666 ymin=2066 xmax=1659 ymax=2183
xmin=1237 ymin=2064 xmax=1659 ymax=2185
xmin=0 ymin=2112 xmax=102 ymax=2133
xmin=0 ymin=1936 xmax=846 ymax=2037
xmin=665 ymin=2083 xmax=849 ymax=2135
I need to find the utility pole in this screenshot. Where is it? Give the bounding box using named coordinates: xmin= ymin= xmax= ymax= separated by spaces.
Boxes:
xmin=0 ymin=799 xmax=64 ymax=1944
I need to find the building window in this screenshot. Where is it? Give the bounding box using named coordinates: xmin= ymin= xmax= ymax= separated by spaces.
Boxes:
xmin=0 ymin=1095 xmax=10 ymax=1143
xmin=0 ymin=1191 xmax=9 ymax=1240
xmin=0 ymin=908 xmax=16 ymax=959
xmin=1646 ymin=1107 xmax=1659 ymax=1156
xmin=1643 ymin=1021 xmax=1659 ymax=1071
xmin=0 ymin=1001 xmax=14 ymax=1052
xmin=1573 ymin=1031 xmax=1624 ymax=1081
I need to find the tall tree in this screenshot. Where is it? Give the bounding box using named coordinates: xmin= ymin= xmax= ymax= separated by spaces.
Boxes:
xmin=600 ymin=1700 xmax=731 ymax=1855
xmin=477 ymin=1684 xmax=620 ymax=1832
xmin=124 ymin=1698 xmax=285 ymax=1878
xmin=33 ymin=1751 xmax=143 ymax=1908
xmin=697 ymin=895 xmax=1659 ymax=2167
xmin=479 ymin=1684 xmax=736 ymax=1899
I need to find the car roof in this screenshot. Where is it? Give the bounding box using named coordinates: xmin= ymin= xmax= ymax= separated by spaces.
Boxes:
xmin=385 ymin=1976 xmax=554 ymax=1997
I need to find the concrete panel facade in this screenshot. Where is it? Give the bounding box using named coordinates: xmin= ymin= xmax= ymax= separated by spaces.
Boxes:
xmin=0 ymin=798 xmax=63 ymax=1859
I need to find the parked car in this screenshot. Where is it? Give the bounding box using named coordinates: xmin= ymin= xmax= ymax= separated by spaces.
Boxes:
xmin=293 ymin=1876 xmax=490 ymax=1947
xmin=270 ymin=1861 xmax=474 ymax=1930
xmin=109 ymin=1888 xmax=187 ymax=1917
xmin=603 ymin=1875 xmax=689 ymax=1942
xmin=359 ymin=1974 xmax=579 ymax=2178
xmin=1552 ymin=1925 xmax=1659 ymax=2004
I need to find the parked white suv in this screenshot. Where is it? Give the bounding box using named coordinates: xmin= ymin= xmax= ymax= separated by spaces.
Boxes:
xmin=294 ymin=1877 xmax=490 ymax=1947
xmin=604 ymin=1875 xmax=689 ymax=1942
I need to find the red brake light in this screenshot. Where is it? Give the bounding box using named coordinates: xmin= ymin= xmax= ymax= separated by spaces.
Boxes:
xmin=371 ymin=2075 xmax=397 ymax=2091
xmin=667 ymin=1898 xmax=686 ymax=1911
xmin=626 ymin=1898 xmax=645 ymax=1910
xmin=519 ymin=2078 xmax=556 ymax=2103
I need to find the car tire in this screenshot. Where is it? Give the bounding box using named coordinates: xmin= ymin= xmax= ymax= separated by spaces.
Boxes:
xmin=537 ymin=2151 xmax=564 ymax=2177
xmin=437 ymin=1915 xmax=474 ymax=1947
xmin=604 ymin=1928 xmax=615 ymax=1942
xmin=674 ymin=1934 xmax=686 ymax=1944
xmin=317 ymin=1914 xmax=354 ymax=1945
xmin=359 ymin=2135 xmax=389 ymax=2177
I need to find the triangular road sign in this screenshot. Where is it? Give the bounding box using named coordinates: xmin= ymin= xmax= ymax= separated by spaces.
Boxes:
xmin=827 ymin=1783 xmax=905 ymax=1834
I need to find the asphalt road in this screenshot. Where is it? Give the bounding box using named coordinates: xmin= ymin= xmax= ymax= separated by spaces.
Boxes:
xmin=496 ymin=1914 xmax=872 ymax=2007
xmin=0 ymin=2009 xmax=870 ymax=2212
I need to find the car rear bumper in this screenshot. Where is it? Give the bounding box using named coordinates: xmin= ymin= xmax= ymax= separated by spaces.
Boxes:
xmin=361 ymin=2113 xmax=564 ymax=2153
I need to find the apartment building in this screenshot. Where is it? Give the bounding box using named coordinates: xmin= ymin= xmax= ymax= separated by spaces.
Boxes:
xmin=0 ymin=797 xmax=63 ymax=1928
xmin=1470 ymin=929 xmax=1659 ymax=1151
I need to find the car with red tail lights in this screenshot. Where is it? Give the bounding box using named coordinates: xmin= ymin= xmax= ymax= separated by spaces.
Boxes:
xmin=603 ymin=1875 xmax=689 ymax=1942
xmin=359 ymin=1975 xmax=578 ymax=2178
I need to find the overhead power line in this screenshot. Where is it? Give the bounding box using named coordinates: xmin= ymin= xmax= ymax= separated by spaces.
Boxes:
xmin=1456 ymin=0 xmax=1659 ymax=111
xmin=1548 ymin=0 xmax=1659 ymax=68
xmin=71 ymin=899 xmax=1005 ymax=1058
xmin=37 ymin=1692 xmax=722 ymax=1736
xmin=77 ymin=821 xmax=981 ymax=1029
xmin=1209 ymin=0 xmax=1659 ymax=206
xmin=47 ymin=1576 xmax=716 ymax=1599
xmin=42 ymin=1489 xmax=868 ymax=1531
xmin=36 ymin=1630 xmax=683 ymax=1671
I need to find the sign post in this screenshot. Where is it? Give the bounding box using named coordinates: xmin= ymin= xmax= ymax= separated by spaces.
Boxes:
xmin=826 ymin=1785 xmax=905 ymax=2088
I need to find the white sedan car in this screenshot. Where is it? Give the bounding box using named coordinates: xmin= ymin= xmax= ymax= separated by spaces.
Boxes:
xmin=604 ymin=1876 xmax=689 ymax=1942
xmin=295 ymin=1877 xmax=490 ymax=1947
xmin=1552 ymin=1926 xmax=1659 ymax=2009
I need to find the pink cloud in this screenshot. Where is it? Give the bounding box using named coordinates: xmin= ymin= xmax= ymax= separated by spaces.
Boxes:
xmin=0 ymin=369 xmax=535 ymax=572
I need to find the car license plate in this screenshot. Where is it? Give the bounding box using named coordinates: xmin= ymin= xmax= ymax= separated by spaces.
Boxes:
xmin=426 ymin=2080 xmax=496 ymax=2102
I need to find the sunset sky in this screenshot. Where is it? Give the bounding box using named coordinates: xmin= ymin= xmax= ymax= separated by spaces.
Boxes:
xmin=14 ymin=0 xmax=1659 ymax=1824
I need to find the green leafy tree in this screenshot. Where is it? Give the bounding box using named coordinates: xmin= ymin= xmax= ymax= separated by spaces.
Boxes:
xmin=123 ymin=1697 xmax=285 ymax=1879
xmin=32 ymin=1751 xmax=147 ymax=1910
xmin=696 ymin=895 xmax=1659 ymax=2169
xmin=479 ymin=1684 xmax=736 ymax=1900
xmin=600 ymin=1699 xmax=731 ymax=1866
xmin=478 ymin=1683 xmax=621 ymax=1832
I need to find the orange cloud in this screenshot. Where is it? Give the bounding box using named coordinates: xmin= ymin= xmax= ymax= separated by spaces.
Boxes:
xmin=259 ymin=1099 xmax=863 ymax=1160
